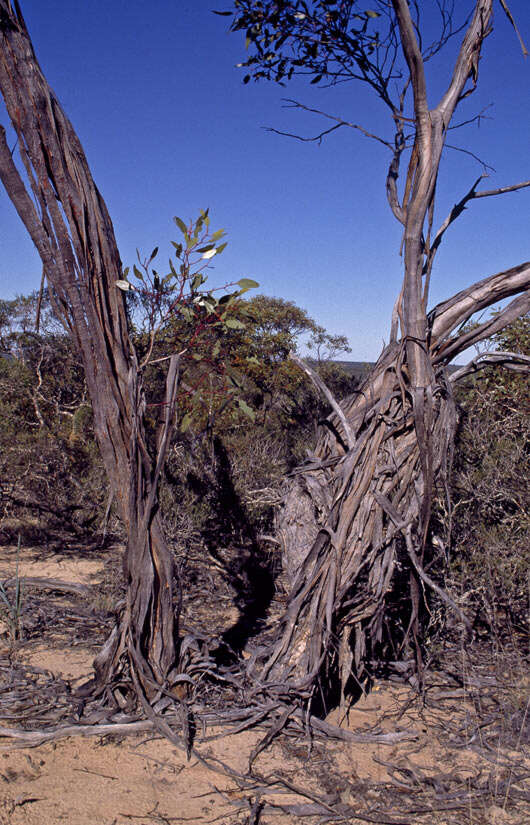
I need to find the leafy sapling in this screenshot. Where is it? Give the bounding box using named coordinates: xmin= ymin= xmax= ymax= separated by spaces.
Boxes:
xmin=116 ymin=211 xmax=259 ymax=426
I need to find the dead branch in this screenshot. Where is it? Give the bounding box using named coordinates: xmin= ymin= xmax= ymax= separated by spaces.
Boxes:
xmin=289 ymin=352 xmax=355 ymax=449
xmin=1 ymin=577 xmax=91 ymax=596
xmin=268 ymin=99 xmax=394 ymax=150
xmin=428 ymin=176 xmax=530 ymax=266
xmin=434 ymin=290 xmax=530 ymax=362
xmin=430 ymin=261 xmax=530 ymax=348
xmin=404 ymin=526 xmax=473 ymax=634
xmin=450 ymin=350 xmax=530 ymax=383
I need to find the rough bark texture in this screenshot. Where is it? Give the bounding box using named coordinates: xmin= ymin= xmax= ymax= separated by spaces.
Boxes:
xmin=0 ymin=0 xmax=178 ymax=700
xmin=248 ymin=0 xmax=530 ymax=703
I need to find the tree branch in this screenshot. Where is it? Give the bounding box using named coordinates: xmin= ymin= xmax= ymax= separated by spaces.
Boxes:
xmin=404 ymin=526 xmax=473 ymax=634
xmin=429 ymin=261 xmax=530 ymax=348
xmin=450 ymin=350 xmax=530 ymax=383
xmin=434 ymin=291 xmax=530 ymax=363
xmin=392 ymin=0 xmax=429 ymax=123
xmin=435 ymin=1 xmax=493 ymax=119
xmin=428 ymin=177 xmax=530 ymax=267
xmin=289 ymin=352 xmax=354 ymax=450
xmin=268 ymin=100 xmax=393 ymax=150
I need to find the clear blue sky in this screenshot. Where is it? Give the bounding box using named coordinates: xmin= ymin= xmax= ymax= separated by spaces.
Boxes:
xmin=0 ymin=1 xmax=528 ymax=360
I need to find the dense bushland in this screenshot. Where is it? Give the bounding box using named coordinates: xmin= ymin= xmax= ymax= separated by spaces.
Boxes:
xmin=1 ymin=293 xmax=528 ymax=654
xmin=443 ymin=315 xmax=529 ymax=641
xmin=0 ymin=291 xmax=355 ymax=546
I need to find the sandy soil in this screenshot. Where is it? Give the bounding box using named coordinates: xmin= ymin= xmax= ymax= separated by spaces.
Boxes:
xmin=0 ymin=542 xmax=527 ymax=825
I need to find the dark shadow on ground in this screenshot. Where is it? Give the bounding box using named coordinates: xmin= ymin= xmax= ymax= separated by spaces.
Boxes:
xmin=198 ymin=436 xmax=276 ymax=663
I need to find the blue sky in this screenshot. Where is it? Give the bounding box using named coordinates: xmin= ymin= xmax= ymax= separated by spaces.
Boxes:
xmin=0 ymin=1 xmax=528 ymax=360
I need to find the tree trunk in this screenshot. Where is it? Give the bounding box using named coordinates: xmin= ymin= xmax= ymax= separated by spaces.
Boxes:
xmin=252 ymin=0 xmax=530 ymax=704
xmin=0 ymin=1 xmax=177 ymax=701
xmin=263 ymin=262 xmax=530 ymax=703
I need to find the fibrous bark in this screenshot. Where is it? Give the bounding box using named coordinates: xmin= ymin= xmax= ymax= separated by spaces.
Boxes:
xmin=0 ymin=0 xmax=178 ymax=701
xmin=249 ymin=1 xmax=530 ymax=703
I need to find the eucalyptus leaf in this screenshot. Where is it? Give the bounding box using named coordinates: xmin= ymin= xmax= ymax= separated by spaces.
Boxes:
xmin=236 ymin=278 xmax=259 ymax=289
xmin=180 ymin=413 xmax=192 ymax=433
xmin=224 ymin=318 xmax=246 ymax=330
xmin=174 ymin=216 xmax=188 ymax=235
xmin=116 ymin=280 xmax=134 ymax=291
xmin=179 ymin=306 xmax=194 ymax=322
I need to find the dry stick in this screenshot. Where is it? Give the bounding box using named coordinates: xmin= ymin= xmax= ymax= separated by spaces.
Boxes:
xmin=268 ymin=773 xmax=410 ymax=825
xmin=248 ymin=705 xmax=292 ymax=773
xmin=2 ymin=577 xmax=91 ymax=596
xmin=404 ymin=527 xmax=473 ymax=634
xmin=289 ymin=352 xmax=355 ymax=449
xmin=450 ymin=351 xmax=530 ymax=384
xmin=0 ymin=720 xmax=154 ymax=748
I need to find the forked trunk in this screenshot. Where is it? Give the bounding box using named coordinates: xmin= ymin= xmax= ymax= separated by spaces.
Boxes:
xmin=267 ymin=345 xmax=455 ymax=700
xmin=249 ymin=0 xmax=530 ymax=704
xmin=262 ymin=261 xmax=530 ymax=702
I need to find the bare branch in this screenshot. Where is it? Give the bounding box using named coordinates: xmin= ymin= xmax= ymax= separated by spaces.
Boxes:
xmin=436 ymin=1 xmax=493 ymax=119
xmin=404 ymin=526 xmax=473 ymax=634
xmin=450 ymin=350 xmax=530 ymax=383
xmin=434 ymin=290 xmax=530 ymax=363
xmin=472 ymin=179 xmax=530 ymax=199
xmin=266 ymin=123 xmax=344 ymax=145
xmin=430 ymin=261 xmax=530 ymax=347
xmin=392 ymin=0 xmax=429 ymax=123
xmin=499 ymin=0 xmax=529 ymax=57
xmin=427 ymin=177 xmax=530 ymax=269
xmin=267 ymin=100 xmax=394 ymax=150
xmin=289 ymin=352 xmax=355 ymax=450
xmin=443 ymin=142 xmax=495 ymax=170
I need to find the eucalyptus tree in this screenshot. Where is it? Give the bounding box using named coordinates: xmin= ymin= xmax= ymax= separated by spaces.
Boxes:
xmin=226 ymin=1 xmax=530 ymax=701
xmin=0 ymin=1 xmax=249 ymax=710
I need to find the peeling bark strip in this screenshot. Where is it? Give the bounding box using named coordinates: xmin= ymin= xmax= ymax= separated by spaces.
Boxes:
xmin=248 ymin=0 xmax=530 ymax=699
xmin=0 ymin=1 xmax=178 ymax=698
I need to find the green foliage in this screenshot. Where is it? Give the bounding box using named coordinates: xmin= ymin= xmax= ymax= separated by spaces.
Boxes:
xmin=226 ymin=1 xmax=384 ymax=87
xmin=443 ymin=314 xmax=529 ymax=635
xmin=0 ymin=283 xmax=355 ymax=549
xmin=0 ymin=292 xmax=107 ymax=542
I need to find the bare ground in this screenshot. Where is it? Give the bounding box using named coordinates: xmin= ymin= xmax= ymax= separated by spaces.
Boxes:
xmin=0 ymin=539 xmax=528 ymax=825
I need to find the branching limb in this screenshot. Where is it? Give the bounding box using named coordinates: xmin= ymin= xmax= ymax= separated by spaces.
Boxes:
xmin=268 ymin=99 xmax=394 ymax=150
xmin=450 ymin=350 xmax=530 ymax=383
xmin=429 ymin=261 xmax=530 ymax=348
xmin=426 ymin=177 xmax=530 ymax=272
